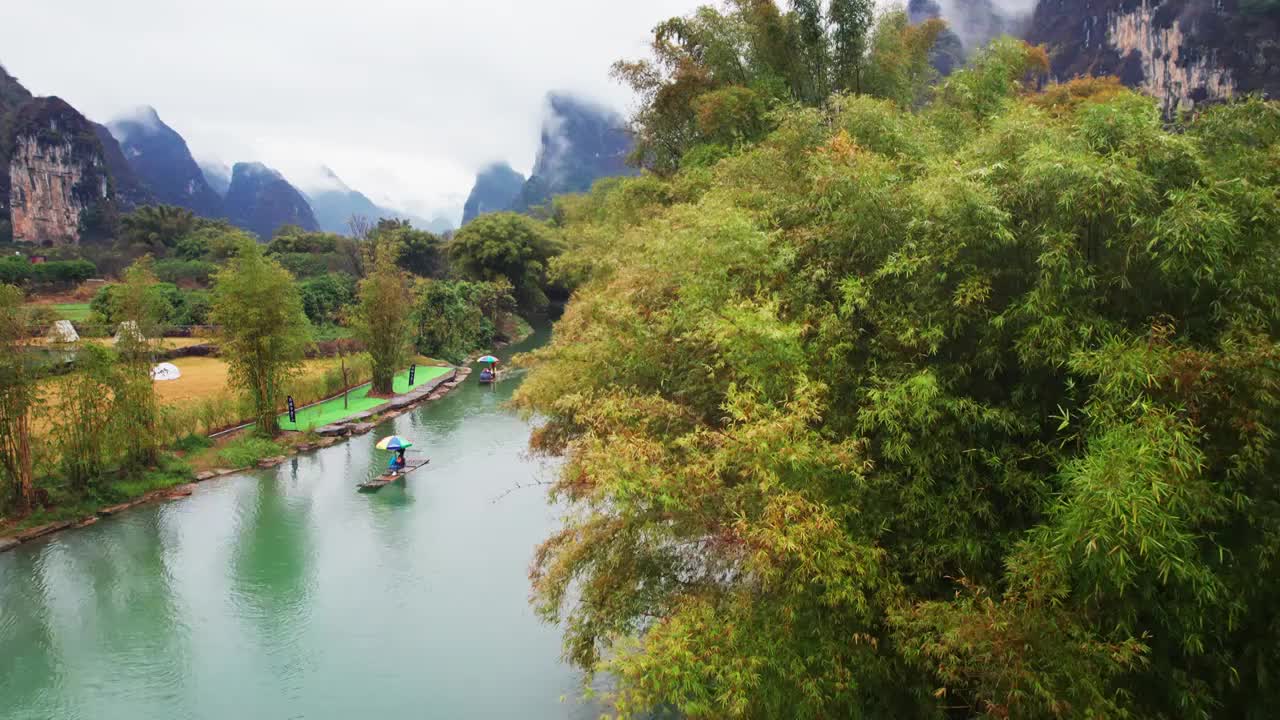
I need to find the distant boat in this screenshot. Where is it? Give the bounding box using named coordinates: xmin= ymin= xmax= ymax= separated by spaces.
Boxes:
xmin=358 ymin=458 xmax=429 ymax=493
xmin=478 ymin=367 xmax=497 ymax=384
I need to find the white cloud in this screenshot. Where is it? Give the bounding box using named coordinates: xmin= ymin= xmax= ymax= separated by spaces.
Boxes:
xmin=1 ymin=0 xmax=703 ymax=224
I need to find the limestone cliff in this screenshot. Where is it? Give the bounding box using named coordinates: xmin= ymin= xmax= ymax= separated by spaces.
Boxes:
xmin=1027 ymin=0 xmax=1280 ymax=114
xmin=0 ymin=64 xmax=35 ymax=239
xmin=92 ymin=123 xmax=154 ymax=212
xmin=7 ymin=98 xmax=116 ymax=245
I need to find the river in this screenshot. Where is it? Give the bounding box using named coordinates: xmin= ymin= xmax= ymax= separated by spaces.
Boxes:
xmin=0 ymin=328 xmax=599 ymax=719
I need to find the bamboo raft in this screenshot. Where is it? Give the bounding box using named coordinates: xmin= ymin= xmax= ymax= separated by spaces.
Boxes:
xmin=358 ymin=458 xmax=430 ymax=492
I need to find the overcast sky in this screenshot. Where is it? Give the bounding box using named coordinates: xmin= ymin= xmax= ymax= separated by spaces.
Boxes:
xmin=1 ymin=0 xmax=703 ymax=223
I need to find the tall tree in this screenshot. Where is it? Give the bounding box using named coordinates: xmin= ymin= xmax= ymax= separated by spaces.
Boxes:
xmin=119 ymin=204 xmax=198 ymax=253
xmin=0 ymin=284 xmax=37 ymax=515
xmin=53 ymin=344 xmax=115 ymax=489
xmin=370 ymin=218 xmax=448 ymax=278
xmin=790 ymin=0 xmax=830 ymax=103
xmin=861 ymin=10 xmax=948 ymax=107
xmin=112 ymin=256 xmax=169 ymax=469
xmin=449 ymin=212 xmax=562 ymax=313
xmin=210 ymin=240 xmax=311 ymax=437
xmin=352 ymin=238 xmax=413 ymax=395
xmin=828 ymin=0 xmax=874 ymax=93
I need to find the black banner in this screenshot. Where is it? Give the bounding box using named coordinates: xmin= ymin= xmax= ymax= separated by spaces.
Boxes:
xmin=287 ymin=395 xmax=296 ymax=423
xmin=408 ymin=364 xmax=416 ymax=386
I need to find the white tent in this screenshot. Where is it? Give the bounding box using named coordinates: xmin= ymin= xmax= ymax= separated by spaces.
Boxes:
xmin=46 ymin=320 xmax=79 ymax=343
xmin=151 ymin=362 xmax=181 ymax=381
xmin=114 ymin=320 xmax=144 ymax=345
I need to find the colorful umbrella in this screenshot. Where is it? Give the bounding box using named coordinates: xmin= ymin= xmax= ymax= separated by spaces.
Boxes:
xmin=478 ymin=355 xmax=499 ymax=364
xmin=375 ymin=435 xmax=414 ymax=451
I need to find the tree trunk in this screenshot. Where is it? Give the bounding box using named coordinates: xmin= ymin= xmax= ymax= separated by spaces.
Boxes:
xmin=14 ymin=413 xmax=33 ymax=514
xmin=341 ymin=354 xmax=350 ymax=409
xmin=373 ymin=369 xmax=394 ymax=396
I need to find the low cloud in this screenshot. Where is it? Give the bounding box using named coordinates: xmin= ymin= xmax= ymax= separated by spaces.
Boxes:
xmin=1 ymin=0 xmax=703 ymax=223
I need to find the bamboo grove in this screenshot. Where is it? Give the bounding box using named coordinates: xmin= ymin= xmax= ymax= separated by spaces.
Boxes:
xmin=514 ymin=7 xmax=1280 ymax=718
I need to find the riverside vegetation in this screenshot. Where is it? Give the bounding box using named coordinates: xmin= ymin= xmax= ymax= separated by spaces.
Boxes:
xmin=512 ymin=3 xmax=1280 ymax=719
xmin=1 ymin=212 xmax=554 ymax=529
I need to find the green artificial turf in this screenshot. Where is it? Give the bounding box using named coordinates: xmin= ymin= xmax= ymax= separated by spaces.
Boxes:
xmin=278 ymin=365 xmax=453 ymax=431
xmin=54 ymin=303 xmax=92 ymax=321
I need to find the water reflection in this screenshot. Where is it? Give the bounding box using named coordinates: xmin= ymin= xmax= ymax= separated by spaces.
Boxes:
xmin=0 ymin=546 xmax=66 ymax=717
xmin=228 ymin=466 xmax=317 ymax=696
xmin=0 ymin=327 xmax=604 ymax=719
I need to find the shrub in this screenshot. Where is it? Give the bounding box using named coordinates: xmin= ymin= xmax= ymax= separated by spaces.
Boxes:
xmin=0 ymin=256 xmax=29 ymax=284
xmin=154 ymin=258 xmax=218 ymax=286
xmin=216 ymin=437 xmax=282 ymax=468
xmin=274 ymin=252 xmax=330 ymax=278
xmin=0 ymin=258 xmax=96 ymax=285
xmin=299 ymin=273 xmax=357 ymax=325
xmin=110 ymin=455 xmax=193 ymax=499
xmin=91 ymin=282 xmax=209 ymax=327
xmin=23 ymin=306 xmax=61 ymax=336
xmin=30 ymin=259 xmax=96 ymax=284
xmin=173 ymin=434 xmax=213 ymax=453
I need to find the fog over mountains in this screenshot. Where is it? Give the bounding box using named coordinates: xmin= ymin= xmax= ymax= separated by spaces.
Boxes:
xmin=4 ymin=0 xmax=1277 ymax=246
xmin=1 ymin=0 xmax=707 ymax=227
xmin=462 ymin=93 xmax=635 ymax=225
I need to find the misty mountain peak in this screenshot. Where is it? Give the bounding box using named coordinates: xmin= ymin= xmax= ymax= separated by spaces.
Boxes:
xmin=225 ymin=160 xmax=318 ymax=239
xmin=461 ymin=162 xmax=526 ymax=225
xmin=312 ymin=165 xmax=353 ymax=193
xmin=514 ymin=91 xmax=634 ymax=213
xmin=106 ymin=105 xmax=223 ymax=217
xmin=232 ymin=161 xmax=280 ymax=180
xmin=107 ymin=105 xmax=167 ymax=139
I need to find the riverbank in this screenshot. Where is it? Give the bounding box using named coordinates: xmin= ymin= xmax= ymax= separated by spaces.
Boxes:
xmin=0 ymin=364 xmax=473 ymax=552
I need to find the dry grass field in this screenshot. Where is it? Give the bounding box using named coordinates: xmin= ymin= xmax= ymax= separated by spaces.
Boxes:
xmin=34 ymin=337 xmax=210 ymax=350
xmin=152 ymin=356 xmax=351 ymax=405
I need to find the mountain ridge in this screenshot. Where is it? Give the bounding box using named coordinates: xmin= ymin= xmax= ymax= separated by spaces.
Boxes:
xmin=107 ymin=106 xmax=224 ymax=218
xmin=303 ymin=165 xmax=454 ymax=236
xmin=223 ymin=161 xmax=319 ymax=239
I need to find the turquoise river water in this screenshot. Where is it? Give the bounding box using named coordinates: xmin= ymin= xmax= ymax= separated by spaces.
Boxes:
xmin=0 ymin=328 xmax=604 ymax=719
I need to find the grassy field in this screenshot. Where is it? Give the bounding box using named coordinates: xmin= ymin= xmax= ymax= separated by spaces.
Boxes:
xmin=54 ymin=303 xmax=92 ymax=321
xmin=152 ymin=355 xmax=362 ymax=406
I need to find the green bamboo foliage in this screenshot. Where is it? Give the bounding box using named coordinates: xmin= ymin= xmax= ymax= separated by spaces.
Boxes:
xmin=53 ymin=344 xmax=115 ymax=490
xmin=789 ymin=0 xmax=829 ymax=103
xmin=112 ymin=257 xmax=168 ymax=469
xmin=352 ymin=238 xmax=413 ymax=395
xmin=0 ymin=284 xmax=38 ymax=514
xmin=209 ymin=239 xmax=311 ymax=437
xmin=515 ymin=54 xmax=1280 ymax=720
